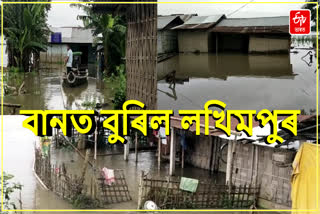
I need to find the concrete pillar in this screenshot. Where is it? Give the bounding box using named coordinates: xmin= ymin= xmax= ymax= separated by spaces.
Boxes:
xmin=226 ymin=140 xmax=233 ymax=185
xmin=158 ymin=136 xmax=161 ymax=170
xmin=124 ymin=136 xmax=130 ymax=161
xmin=169 ymin=128 xmax=176 ymax=176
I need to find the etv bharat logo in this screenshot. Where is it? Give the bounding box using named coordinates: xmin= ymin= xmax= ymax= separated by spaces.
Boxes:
xmin=290 ymin=10 xmax=311 ymax=35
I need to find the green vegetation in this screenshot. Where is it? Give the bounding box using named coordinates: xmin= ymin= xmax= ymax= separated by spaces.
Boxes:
xmin=2 ymin=1 xmax=51 ymax=72
xmin=292 ymin=35 xmax=317 ymax=47
xmin=303 ymin=0 xmax=318 ymax=31
xmin=0 ymin=172 xmax=22 ymax=212
xmin=71 ymin=194 xmax=100 ymax=209
xmin=71 ymin=4 xmax=126 ymax=76
xmin=111 ymin=65 xmax=126 ymax=110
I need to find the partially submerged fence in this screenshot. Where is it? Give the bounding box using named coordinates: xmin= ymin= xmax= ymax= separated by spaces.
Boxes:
xmin=34 ymin=148 xmax=132 ymax=206
xmin=138 ymin=172 xmax=259 ymax=209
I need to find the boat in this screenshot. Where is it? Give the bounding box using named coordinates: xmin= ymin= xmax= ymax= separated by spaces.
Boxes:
xmin=62 ymin=52 xmax=88 ymax=87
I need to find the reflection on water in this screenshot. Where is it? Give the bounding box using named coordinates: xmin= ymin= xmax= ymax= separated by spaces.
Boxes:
xmin=4 ymin=64 xmax=113 ymax=112
xmin=157 ymin=51 xmax=316 ymax=114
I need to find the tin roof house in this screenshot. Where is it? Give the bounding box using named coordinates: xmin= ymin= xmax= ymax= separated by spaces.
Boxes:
xmin=172 ymin=15 xmax=290 ymax=54
xmin=40 ymin=27 xmax=99 ymax=67
xmin=157 ymin=16 xmax=184 ymax=55
xmin=210 ymin=16 xmax=290 ymax=54
xmin=172 ymin=15 xmax=226 ymax=53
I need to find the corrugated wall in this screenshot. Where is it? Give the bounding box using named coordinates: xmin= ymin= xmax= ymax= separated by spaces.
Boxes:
xmin=40 ymin=44 xmax=68 ymax=63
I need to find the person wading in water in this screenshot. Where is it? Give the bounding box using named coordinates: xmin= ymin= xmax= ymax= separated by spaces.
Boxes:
xmin=65 ymin=44 xmax=73 ymax=74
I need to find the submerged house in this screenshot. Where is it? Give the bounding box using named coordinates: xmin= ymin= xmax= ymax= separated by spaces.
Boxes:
xmin=211 ymin=16 xmax=291 ymax=54
xmin=172 ymin=15 xmax=290 ymax=54
xmin=165 ymin=115 xmax=318 ymax=209
xmin=157 ymin=16 xmax=184 ymax=55
xmin=40 ymin=27 xmax=98 ymax=65
xmin=172 ymin=15 xmax=226 ymax=53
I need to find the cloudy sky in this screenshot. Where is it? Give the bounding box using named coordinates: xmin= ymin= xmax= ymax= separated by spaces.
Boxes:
xmin=48 ymin=0 xmax=307 ymax=27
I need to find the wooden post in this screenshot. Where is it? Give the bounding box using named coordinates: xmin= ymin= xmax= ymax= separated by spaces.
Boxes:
xmin=169 ymin=128 xmax=176 ymax=176
xmin=181 ymin=145 xmax=185 ymax=169
xmin=135 ymin=132 xmax=138 ymax=162
xmin=254 ymin=145 xmax=259 ymax=187
xmin=124 ymin=136 xmax=130 ymax=161
xmin=226 ymin=140 xmax=233 ymax=185
xmin=137 ymin=170 xmax=145 ymax=209
xmin=226 ymin=135 xmax=237 ymax=196
xmin=94 ymin=116 xmax=98 ymax=160
xmin=158 ymin=136 xmax=161 ymax=170
xmin=216 ymin=34 xmax=218 ymax=55
xmin=80 ymin=149 xmax=91 ymax=183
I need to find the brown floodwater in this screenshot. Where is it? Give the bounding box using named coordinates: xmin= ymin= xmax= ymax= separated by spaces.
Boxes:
xmin=157 ymin=49 xmax=317 ymax=115
xmin=3 ymin=63 xmax=113 ymax=113
xmin=2 ymin=116 xmax=226 ymax=211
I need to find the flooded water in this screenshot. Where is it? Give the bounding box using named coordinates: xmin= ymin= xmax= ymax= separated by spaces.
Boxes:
xmin=157 ymin=50 xmax=317 ymax=114
xmin=3 ymin=64 xmax=114 ymax=113
xmin=2 ymin=115 xmax=225 ymax=211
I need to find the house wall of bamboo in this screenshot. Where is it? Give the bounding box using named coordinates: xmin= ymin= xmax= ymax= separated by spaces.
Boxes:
xmin=126 ymin=4 xmax=158 ymax=110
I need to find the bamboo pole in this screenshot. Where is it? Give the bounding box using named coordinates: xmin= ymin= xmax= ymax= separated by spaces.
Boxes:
xmin=181 ymin=145 xmax=185 ymax=169
xmin=80 ymin=149 xmax=91 ymax=184
xmin=158 ymin=135 xmax=161 ymax=170
xmin=135 ymin=132 xmax=138 ymax=162
xmin=169 ymin=128 xmax=176 ymax=176
xmin=94 ymin=116 xmax=98 ymax=161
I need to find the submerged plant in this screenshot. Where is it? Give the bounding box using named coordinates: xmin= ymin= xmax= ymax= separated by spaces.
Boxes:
xmin=71 ymin=194 xmax=100 ymax=209
xmin=0 ymin=172 xmax=22 ymax=213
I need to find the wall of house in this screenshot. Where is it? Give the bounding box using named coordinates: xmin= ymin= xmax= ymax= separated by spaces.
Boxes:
xmin=158 ymin=30 xmax=179 ymax=55
xmin=217 ymin=33 xmax=249 ymax=53
xmin=231 ymin=143 xmax=295 ymax=209
xmin=178 ymin=31 xmax=209 ymax=53
xmin=249 ymin=36 xmax=290 ymax=53
xmin=180 ymin=133 xmax=228 ymax=173
xmin=40 ymin=43 xmax=96 ymax=74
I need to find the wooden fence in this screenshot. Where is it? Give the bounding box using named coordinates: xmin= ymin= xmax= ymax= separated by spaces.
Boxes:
xmin=34 ymin=148 xmax=132 ymax=206
xmin=138 ymin=172 xmax=259 ymax=209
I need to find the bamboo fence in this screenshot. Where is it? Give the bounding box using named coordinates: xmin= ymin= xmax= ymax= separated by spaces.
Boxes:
xmin=34 ymin=148 xmax=132 ymax=205
xmin=138 ymin=172 xmax=259 ymax=209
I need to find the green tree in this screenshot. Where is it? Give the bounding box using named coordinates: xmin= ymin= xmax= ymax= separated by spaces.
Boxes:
xmin=303 ymin=0 xmax=319 ymax=31
xmin=0 ymin=172 xmax=22 ymax=213
xmin=2 ymin=1 xmax=50 ymax=72
xmin=71 ymin=4 xmax=126 ymax=75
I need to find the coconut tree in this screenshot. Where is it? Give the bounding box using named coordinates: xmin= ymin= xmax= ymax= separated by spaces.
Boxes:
xmin=71 ymin=4 xmax=126 ymax=75
xmin=303 ymin=0 xmax=319 ymax=31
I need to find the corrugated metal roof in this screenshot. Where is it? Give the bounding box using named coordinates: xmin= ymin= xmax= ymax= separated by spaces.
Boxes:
xmin=185 ymin=15 xmax=225 ymax=25
xmin=216 ymin=16 xmax=289 ymax=27
xmin=158 ymin=16 xmax=180 ymax=30
xmin=178 ymin=14 xmax=197 ymax=22
xmin=49 ymin=27 xmax=98 ymax=44
xmin=211 ymin=16 xmax=289 ymax=34
xmin=172 ymin=14 xmax=226 ymax=30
